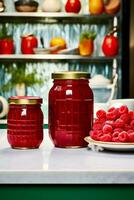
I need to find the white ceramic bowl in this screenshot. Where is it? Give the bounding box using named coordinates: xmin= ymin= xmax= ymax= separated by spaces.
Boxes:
xmin=109 ymin=99 xmax=134 ymax=111
xmin=94 ymin=99 xmax=134 ymax=118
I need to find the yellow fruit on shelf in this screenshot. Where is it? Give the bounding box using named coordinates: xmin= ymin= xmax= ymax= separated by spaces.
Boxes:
xmin=50 ymin=37 xmax=67 ymax=54
xmin=89 ymin=0 xmax=104 ymax=15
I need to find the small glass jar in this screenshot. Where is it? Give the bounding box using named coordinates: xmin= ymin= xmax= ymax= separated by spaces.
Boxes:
xmin=7 ymin=96 xmax=43 ymax=149
xmin=49 ymin=71 xmax=94 ymax=148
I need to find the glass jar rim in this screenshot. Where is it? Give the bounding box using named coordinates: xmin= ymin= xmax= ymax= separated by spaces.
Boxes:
xmin=9 ymin=96 xmax=42 ymax=105
xmin=52 ymin=71 xmax=90 ymax=80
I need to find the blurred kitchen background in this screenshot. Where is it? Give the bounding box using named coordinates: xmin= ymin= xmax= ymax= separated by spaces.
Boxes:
xmin=0 ymin=0 xmax=133 ymax=119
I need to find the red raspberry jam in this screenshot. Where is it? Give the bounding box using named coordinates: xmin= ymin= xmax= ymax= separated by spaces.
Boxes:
xmin=7 ymin=96 xmax=43 ymax=149
xmin=49 ymin=71 xmax=94 ymax=148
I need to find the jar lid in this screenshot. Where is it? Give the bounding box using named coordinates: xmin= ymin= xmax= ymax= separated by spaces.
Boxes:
xmin=9 ymin=96 xmax=42 ymax=105
xmin=52 ymin=71 xmax=90 ymax=80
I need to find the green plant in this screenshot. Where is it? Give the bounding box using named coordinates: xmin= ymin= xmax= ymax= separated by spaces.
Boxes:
xmin=80 ymin=31 xmax=97 ymax=41
xmin=0 ymin=24 xmax=12 ymax=39
xmin=1 ymin=63 xmax=44 ymax=93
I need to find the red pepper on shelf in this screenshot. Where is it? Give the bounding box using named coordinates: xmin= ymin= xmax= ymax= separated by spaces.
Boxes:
xmin=21 ymin=34 xmax=38 ymax=54
xmin=102 ymin=27 xmax=119 ymax=57
xmin=65 ymin=0 xmax=81 ymax=14
xmin=0 ymin=37 xmax=14 ymax=54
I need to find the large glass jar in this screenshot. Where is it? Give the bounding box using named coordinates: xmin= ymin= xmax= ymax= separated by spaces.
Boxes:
xmin=7 ymin=96 xmax=43 ymax=149
xmin=49 ymin=71 xmax=94 ymax=148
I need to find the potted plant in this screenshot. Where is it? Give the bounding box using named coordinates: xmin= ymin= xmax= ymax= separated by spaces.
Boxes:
xmin=0 ymin=25 xmax=14 ymax=54
xmin=1 ymin=63 xmax=44 ymax=96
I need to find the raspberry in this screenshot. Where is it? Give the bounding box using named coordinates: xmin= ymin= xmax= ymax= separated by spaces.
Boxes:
xmin=118 ymin=131 xmax=129 ymax=142
xmin=120 ymin=113 xmax=130 ymax=124
xmin=100 ymin=134 xmax=112 ymax=142
xmin=97 ymin=130 xmax=103 ymax=137
xmin=127 ymin=129 xmax=133 ymax=134
xmin=106 ymin=112 xmax=116 ymax=120
xmin=108 ymin=107 xmax=116 ymax=112
xmin=114 ymin=119 xmax=124 ymax=128
xmin=129 ymin=111 xmax=134 ymax=120
xmin=94 ymin=118 xmax=105 ymax=124
xmin=112 ymin=131 xmax=120 ymax=137
xmin=114 ymin=128 xmax=123 ymax=133
xmin=130 ymin=120 xmax=134 ymax=129
xmin=106 ymin=108 xmax=118 ymax=120
xmin=102 ymin=124 xmax=113 ymax=134
xmin=118 ymin=105 xmax=128 ymax=115
xmin=90 ymin=130 xmax=99 ymax=141
xmin=112 ymin=137 xmax=120 ymax=142
xmin=124 ymin=124 xmax=131 ymax=131
xmin=90 ymin=130 xmax=103 ymax=141
xmin=105 ymin=120 xmax=114 ymax=127
xmin=93 ymin=123 xmax=102 ymax=130
xmin=112 ymin=131 xmax=120 ymax=142
xmin=128 ymin=132 xmax=134 ymax=142
xmin=96 ymin=109 xmax=106 ymax=119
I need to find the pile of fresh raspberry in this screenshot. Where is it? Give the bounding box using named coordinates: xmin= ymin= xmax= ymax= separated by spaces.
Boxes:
xmin=90 ymin=105 xmax=134 ymax=142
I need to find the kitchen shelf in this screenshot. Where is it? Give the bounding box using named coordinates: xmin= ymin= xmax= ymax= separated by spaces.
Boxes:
xmin=0 ymin=12 xmax=119 ymax=24
xmin=0 ymin=54 xmax=121 ymax=63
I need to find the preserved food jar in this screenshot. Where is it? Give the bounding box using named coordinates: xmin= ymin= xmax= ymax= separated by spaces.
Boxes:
xmin=7 ymin=96 xmax=43 ymax=149
xmin=49 ymin=71 xmax=93 ymax=148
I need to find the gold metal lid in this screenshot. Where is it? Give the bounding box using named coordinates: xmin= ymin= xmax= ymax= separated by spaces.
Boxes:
xmin=9 ymin=96 xmax=42 ymax=105
xmin=52 ymin=71 xmax=90 ymax=80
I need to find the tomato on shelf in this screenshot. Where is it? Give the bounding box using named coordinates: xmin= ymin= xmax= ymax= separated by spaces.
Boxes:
xmin=65 ymin=0 xmax=81 ymax=14
xmin=0 ymin=37 xmax=14 ymax=54
xmin=79 ymin=31 xmax=96 ymax=56
xmin=102 ymin=27 xmax=119 ymax=57
xmin=21 ymin=34 xmax=38 ymax=54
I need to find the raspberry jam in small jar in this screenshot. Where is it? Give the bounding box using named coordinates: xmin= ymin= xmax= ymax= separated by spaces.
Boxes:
xmin=7 ymin=96 xmax=43 ymax=149
xmin=49 ymin=71 xmax=94 ymax=148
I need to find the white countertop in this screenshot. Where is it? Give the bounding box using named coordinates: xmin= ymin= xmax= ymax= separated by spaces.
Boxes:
xmin=1 ymin=129 xmax=134 ymax=184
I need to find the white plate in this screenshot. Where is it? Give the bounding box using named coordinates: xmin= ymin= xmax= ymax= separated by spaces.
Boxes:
xmin=58 ymin=48 xmax=79 ymax=55
xmin=84 ymin=136 xmax=134 ymax=151
xmin=33 ymin=46 xmax=60 ymax=54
